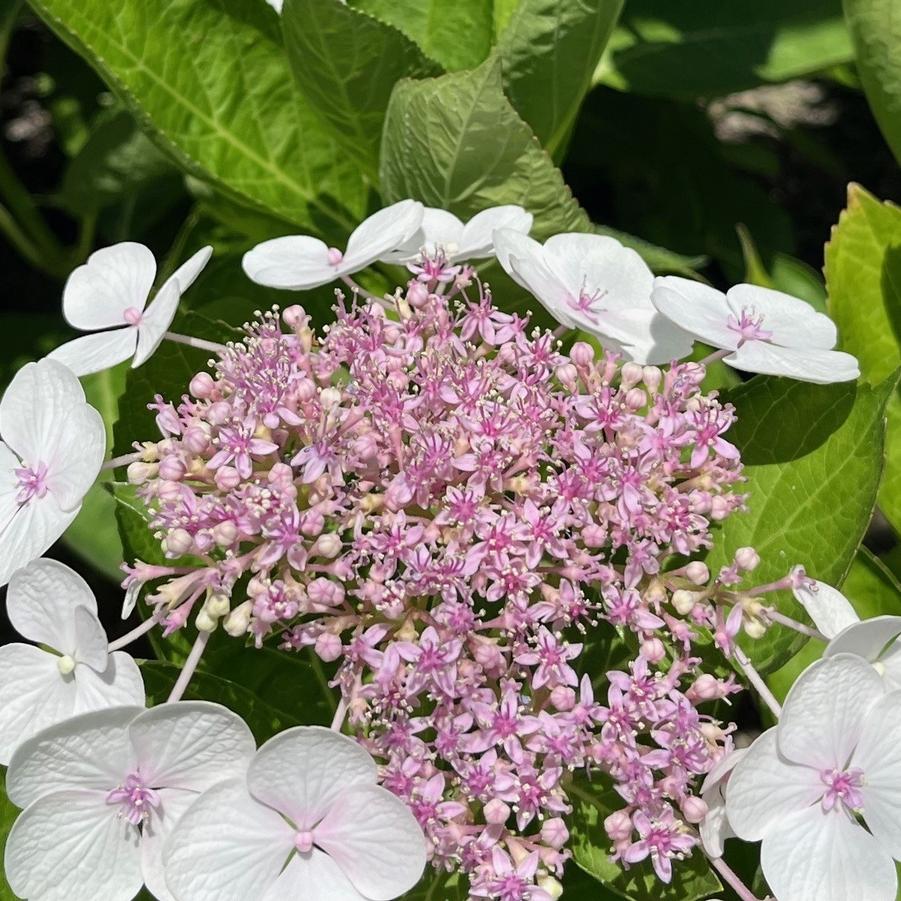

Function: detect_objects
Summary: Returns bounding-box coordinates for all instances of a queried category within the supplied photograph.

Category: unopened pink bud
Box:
[483,799,510,824]
[158,456,186,481]
[550,685,576,711]
[570,341,594,366]
[685,561,710,585]
[315,632,343,662]
[189,372,215,398]
[214,466,241,491]
[641,637,665,662]
[308,577,344,607]
[406,281,429,307]
[604,809,633,842]
[164,528,194,557]
[283,304,307,328]
[682,796,708,824]
[540,817,569,849]
[735,547,760,571]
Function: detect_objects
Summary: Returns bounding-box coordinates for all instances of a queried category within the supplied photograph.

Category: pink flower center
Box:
[14,461,49,504]
[123,306,144,326]
[568,284,607,321]
[106,772,161,826]
[327,247,344,266]
[727,307,772,344]
[294,829,315,853]
[819,767,864,813]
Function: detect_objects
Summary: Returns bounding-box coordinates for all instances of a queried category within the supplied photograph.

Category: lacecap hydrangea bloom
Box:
[115,204,826,895]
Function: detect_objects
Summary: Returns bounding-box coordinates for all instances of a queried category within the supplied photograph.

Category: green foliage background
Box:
[0,0,900,898]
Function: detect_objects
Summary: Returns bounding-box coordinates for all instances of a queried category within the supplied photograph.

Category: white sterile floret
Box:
[243,199,424,291]
[3,702,255,901]
[164,726,427,901]
[793,576,901,688]
[0,558,145,764]
[698,747,747,858]
[48,242,213,376]
[0,358,105,587]
[726,654,901,901]
[493,229,694,364]
[651,278,860,384]
[385,205,533,264]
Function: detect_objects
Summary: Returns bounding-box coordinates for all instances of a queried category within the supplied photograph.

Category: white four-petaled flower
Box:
[493,230,694,364]
[0,358,105,587]
[726,654,901,901]
[48,242,213,376]
[0,558,145,764]
[164,725,427,901]
[243,199,424,291]
[793,576,901,688]
[385,205,533,264]
[4,702,255,901]
[651,278,859,383]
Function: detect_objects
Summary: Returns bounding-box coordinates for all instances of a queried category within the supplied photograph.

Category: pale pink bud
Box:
[604,809,633,842]
[207,401,231,426]
[312,533,342,558]
[685,561,710,585]
[688,674,722,701]
[308,578,344,607]
[213,521,238,547]
[483,799,510,824]
[620,362,643,388]
[315,632,343,662]
[158,456,186,481]
[555,363,578,390]
[570,341,594,366]
[540,817,569,849]
[214,466,241,491]
[735,547,760,571]
[710,495,731,520]
[682,796,708,824]
[642,365,662,392]
[127,461,158,484]
[641,637,665,662]
[550,685,576,711]
[189,372,215,398]
[296,378,317,402]
[183,426,210,454]
[164,528,194,557]
[406,281,429,307]
[283,304,307,328]
[625,387,647,410]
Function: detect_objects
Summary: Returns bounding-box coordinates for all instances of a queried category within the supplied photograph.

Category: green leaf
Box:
[768,546,901,701]
[281,0,439,176]
[60,108,179,216]
[706,375,896,672]
[348,0,494,72]
[596,0,853,99]
[400,871,470,900]
[30,0,368,238]
[568,775,721,901]
[497,0,623,156]
[141,661,304,743]
[379,58,699,275]
[0,768,17,900]
[844,0,901,165]
[824,183,901,532]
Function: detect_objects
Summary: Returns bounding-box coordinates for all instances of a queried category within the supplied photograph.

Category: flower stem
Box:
[707,854,766,901]
[108,615,159,652]
[341,275,391,309]
[699,347,732,367]
[734,646,782,719]
[166,630,211,703]
[102,451,143,472]
[164,332,228,354]
[763,608,826,641]
[552,324,570,339]
[330,699,347,732]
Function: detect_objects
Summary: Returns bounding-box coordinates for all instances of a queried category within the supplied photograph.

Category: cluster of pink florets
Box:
[124,269,763,895]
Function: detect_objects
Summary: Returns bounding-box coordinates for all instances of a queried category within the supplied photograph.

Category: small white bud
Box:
[538,876,564,899]
[735,547,760,571]
[205,593,231,618]
[672,589,698,616]
[195,609,217,633]
[223,601,253,637]
[57,654,76,675]
[743,618,767,639]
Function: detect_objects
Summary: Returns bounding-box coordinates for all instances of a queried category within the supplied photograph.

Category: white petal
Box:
[0,358,87,462]
[877,641,901,691]
[71,605,110,671]
[62,242,156,330]
[651,276,739,350]
[725,343,860,384]
[0,494,79,589]
[726,284,838,350]
[793,580,860,639]
[825,616,901,664]
[163,778,294,901]
[601,307,695,364]
[134,280,181,368]
[247,726,376,829]
[7,557,97,648]
[261,850,368,901]
[0,440,19,529]
[0,643,77,765]
[47,328,139,377]
[45,401,106,511]
[161,245,213,294]
[760,802,897,901]
[342,199,424,272]
[384,208,464,263]
[6,705,140,807]
[129,701,255,792]
[493,227,543,288]
[242,234,336,290]
[725,728,822,841]
[4,789,144,901]
[457,205,532,260]
[779,653,884,770]
[314,783,427,900]
[699,748,746,859]
[851,690,901,857]
[141,787,198,901]
[73,652,146,714]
